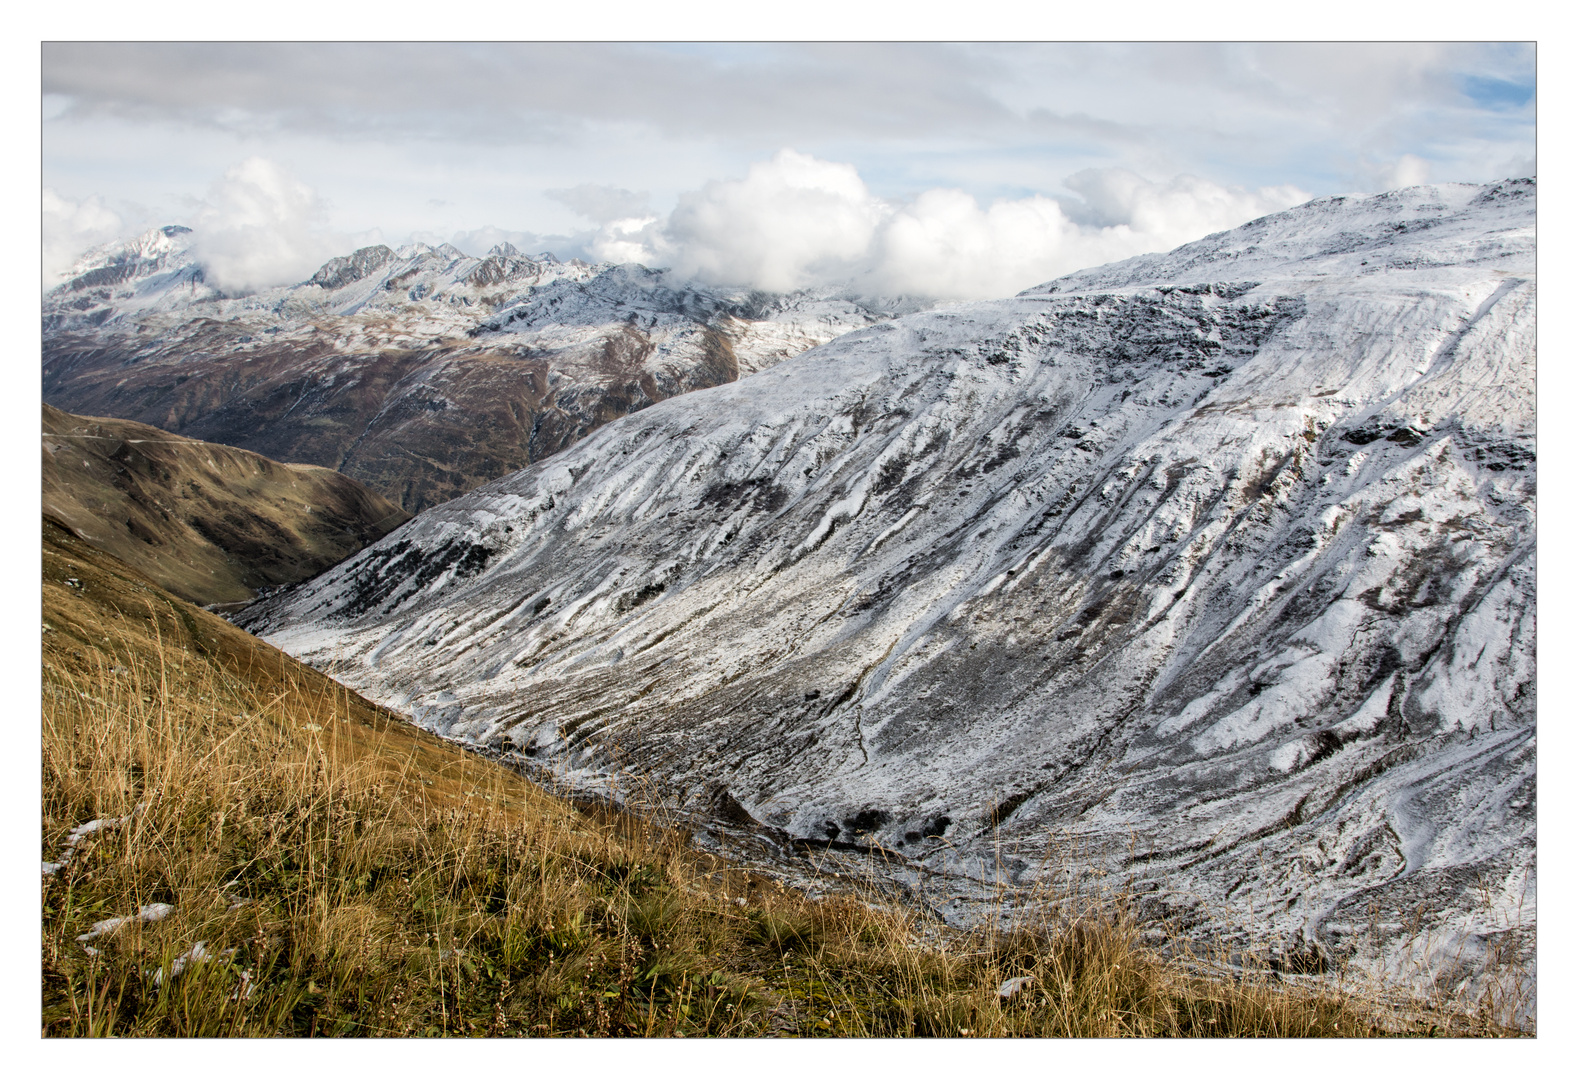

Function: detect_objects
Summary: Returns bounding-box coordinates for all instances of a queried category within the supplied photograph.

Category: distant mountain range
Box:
[43,403,408,608]
[240,179,1536,997]
[43,231,926,512]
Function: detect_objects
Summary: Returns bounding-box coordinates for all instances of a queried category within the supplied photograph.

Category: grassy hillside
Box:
[41,516,1503,1037]
[42,403,409,607]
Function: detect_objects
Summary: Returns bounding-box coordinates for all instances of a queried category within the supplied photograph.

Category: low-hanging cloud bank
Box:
[42,189,124,290]
[46,152,1312,300]
[187,158,380,295]
[586,150,1312,299]
[44,158,376,295]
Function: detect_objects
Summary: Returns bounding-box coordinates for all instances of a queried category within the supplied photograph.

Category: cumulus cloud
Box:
[873,171,1307,298]
[602,151,1310,300]
[1062,170,1309,242]
[186,158,353,294]
[653,152,887,292]
[45,160,374,296]
[586,216,661,267]
[543,184,661,265]
[45,151,1311,303]
[873,190,1076,299]
[42,188,124,289]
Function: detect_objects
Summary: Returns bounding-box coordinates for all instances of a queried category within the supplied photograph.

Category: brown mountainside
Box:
[41,333,735,513]
[40,244,903,513]
[42,403,409,607]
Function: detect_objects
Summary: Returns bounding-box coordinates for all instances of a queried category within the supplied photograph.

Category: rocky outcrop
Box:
[308,244,397,290]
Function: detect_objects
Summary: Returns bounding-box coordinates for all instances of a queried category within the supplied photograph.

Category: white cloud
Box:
[1375,154,1433,190]
[873,190,1075,299]
[42,44,1532,264]
[588,216,663,266]
[42,188,123,289]
[1063,169,1308,243]
[186,158,357,294]
[873,170,1308,298]
[602,152,1311,300]
[46,159,382,296]
[649,150,888,292]
[45,151,1313,303]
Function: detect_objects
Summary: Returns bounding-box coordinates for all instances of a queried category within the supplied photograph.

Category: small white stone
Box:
[998,975,1034,1000]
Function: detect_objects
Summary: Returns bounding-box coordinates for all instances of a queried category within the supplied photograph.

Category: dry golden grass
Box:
[41,516,1515,1038]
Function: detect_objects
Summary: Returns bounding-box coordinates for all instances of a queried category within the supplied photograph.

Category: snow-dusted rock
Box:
[43,233,921,510]
[242,181,1535,996]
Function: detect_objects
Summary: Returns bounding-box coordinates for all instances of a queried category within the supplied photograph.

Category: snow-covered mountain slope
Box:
[43,234,920,511]
[241,180,1534,993]
[49,225,203,312]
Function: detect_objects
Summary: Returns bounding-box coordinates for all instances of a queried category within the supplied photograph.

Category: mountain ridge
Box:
[42,402,409,607]
[240,179,1535,999]
[43,228,930,511]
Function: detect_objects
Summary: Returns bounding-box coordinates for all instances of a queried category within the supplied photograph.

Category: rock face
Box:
[43,234,920,512]
[43,403,409,607]
[241,180,1535,993]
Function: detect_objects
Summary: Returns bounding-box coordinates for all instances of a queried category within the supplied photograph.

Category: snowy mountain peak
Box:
[55,224,196,293]
[308,244,398,289]
[1026,179,1535,296]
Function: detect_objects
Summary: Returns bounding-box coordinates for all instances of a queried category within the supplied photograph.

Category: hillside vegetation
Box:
[42,403,409,607]
[41,517,1511,1036]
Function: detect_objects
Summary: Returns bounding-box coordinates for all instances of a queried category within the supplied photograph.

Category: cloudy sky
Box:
[41,42,1535,298]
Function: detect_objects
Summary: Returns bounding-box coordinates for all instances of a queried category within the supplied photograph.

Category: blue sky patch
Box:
[1460,75,1535,111]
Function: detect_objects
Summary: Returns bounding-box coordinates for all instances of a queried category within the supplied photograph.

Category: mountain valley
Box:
[238,180,1537,1002]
